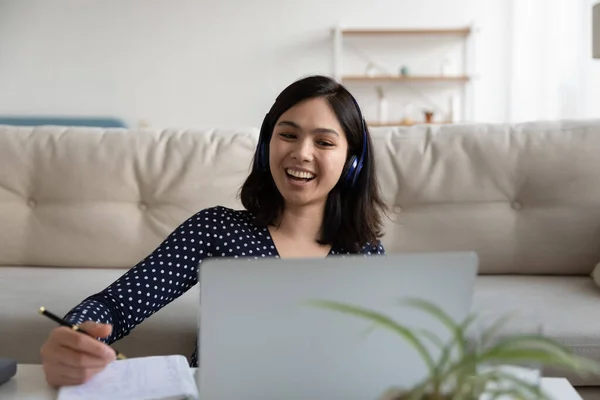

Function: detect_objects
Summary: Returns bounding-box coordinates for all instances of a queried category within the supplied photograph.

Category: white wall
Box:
[0,0,512,129]
[505,0,600,123]
[584,0,600,118]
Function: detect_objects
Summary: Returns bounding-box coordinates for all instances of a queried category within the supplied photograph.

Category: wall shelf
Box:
[332,24,476,123]
[367,120,452,127]
[340,27,472,36]
[341,75,471,83]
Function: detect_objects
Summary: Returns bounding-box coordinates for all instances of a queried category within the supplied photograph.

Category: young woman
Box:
[40,75,388,387]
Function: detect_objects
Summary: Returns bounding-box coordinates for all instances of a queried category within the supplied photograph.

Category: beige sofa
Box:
[1,120,599,397]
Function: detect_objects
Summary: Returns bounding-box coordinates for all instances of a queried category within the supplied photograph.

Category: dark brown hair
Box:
[239,75,387,252]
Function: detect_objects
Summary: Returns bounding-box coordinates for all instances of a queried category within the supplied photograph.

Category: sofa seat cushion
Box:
[474,276,600,386]
[3,267,600,386]
[0,267,199,364]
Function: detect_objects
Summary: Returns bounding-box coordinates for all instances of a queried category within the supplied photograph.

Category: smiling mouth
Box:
[285,168,316,182]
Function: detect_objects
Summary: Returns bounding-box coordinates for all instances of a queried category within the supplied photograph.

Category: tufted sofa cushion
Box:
[374,120,600,275]
[0,120,599,275]
[0,126,258,269]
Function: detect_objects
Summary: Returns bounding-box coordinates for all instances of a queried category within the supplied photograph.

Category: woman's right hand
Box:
[40,321,116,387]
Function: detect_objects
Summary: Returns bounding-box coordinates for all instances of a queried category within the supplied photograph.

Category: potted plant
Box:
[307,297,600,400]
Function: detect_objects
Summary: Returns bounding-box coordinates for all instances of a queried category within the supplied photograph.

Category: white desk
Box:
[0,364,584,400]
[0,365,57,400]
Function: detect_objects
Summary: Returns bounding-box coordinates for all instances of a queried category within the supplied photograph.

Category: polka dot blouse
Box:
[63,206,386,367]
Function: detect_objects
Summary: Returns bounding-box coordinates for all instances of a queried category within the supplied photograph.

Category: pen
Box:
[38,307,126,360]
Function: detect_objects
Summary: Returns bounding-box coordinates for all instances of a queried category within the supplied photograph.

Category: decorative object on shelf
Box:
[423,110,434,124]
[308,297,600,400]
[376,86,388,124]
[401,103,415,126]
[594,2,600,59]
[366,62,378,77]
[399,65,410,76]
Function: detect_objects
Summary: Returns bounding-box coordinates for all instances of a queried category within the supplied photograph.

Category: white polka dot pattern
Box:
[63,206,386,366]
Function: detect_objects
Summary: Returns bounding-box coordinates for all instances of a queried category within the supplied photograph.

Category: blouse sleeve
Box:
[63,207,219,344]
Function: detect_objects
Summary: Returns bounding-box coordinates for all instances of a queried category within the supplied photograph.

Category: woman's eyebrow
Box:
[277,120,339,136]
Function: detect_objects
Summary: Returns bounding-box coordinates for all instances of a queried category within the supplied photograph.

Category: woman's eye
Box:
[279,133,295,139]
[317,140,334,147]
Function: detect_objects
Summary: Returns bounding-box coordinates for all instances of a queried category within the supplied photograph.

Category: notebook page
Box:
[58,355,199,400]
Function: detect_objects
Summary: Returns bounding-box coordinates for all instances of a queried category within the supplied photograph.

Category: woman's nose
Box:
[291,139,314,162]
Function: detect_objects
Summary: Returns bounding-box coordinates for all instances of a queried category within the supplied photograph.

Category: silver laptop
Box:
[197,251,478,400]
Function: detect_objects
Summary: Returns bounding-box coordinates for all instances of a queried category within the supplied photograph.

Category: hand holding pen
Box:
[38,307,126,388]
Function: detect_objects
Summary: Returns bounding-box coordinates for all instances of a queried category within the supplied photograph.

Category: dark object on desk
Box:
[0,358,16,385]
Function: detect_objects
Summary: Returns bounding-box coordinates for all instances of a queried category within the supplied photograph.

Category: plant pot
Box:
[424,111,434,123]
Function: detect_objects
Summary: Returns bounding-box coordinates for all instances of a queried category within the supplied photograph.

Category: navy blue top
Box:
[63,206,386,366]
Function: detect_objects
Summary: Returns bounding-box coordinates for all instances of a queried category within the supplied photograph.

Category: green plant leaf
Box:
[444,335,600,385]
[360,323,379,339]
[491,334,572,353]
[306,299,436,374]
[397,298,478,357]
[396,298,460,336]
[395,298,482,393]
[307,296,600,399]
[437,314,479,372]
[482,348,600,374]
[416,328,445,350]
[478,312,520,349]
[483,335,600,375]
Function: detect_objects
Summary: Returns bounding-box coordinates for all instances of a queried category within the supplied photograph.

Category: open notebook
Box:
[57,355,199,400]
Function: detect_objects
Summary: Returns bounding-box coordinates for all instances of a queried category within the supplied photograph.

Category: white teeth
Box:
[286,169,315,179]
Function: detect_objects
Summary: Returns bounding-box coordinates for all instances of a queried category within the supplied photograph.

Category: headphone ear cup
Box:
[351,157,364,188]
[343,155,358,188]
[253,142,266,171]
[253,114,271,171]
[258,142,268,170]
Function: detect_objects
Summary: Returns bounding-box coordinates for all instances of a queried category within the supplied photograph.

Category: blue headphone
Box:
[253,97,368,190]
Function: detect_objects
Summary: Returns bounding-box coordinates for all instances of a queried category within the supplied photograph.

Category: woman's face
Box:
[268,97,349,209]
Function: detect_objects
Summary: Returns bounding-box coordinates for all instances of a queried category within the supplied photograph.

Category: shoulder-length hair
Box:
[239,75,388,252]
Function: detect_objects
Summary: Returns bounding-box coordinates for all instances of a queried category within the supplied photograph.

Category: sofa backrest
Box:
[1,120,599,275]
